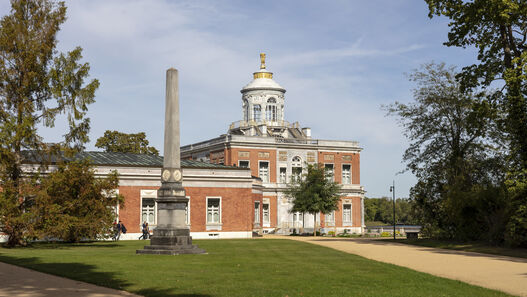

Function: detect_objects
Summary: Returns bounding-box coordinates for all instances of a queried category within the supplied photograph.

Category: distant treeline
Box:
[364,197,417,225]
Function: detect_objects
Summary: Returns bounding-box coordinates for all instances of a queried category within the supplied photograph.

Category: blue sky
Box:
[1,0,478,198]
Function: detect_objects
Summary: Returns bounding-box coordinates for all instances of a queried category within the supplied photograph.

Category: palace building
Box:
[4,54,365,242]
[179,53,365,236]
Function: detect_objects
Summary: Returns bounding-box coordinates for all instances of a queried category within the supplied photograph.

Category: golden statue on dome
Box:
[260,53,266,69]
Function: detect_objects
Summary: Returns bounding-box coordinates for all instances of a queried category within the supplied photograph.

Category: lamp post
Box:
[389,180,395,240]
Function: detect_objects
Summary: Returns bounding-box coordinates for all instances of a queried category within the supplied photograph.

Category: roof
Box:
[241,77,285,93]
[23,151,240,169]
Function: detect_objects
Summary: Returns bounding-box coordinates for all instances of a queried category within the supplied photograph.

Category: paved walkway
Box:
[283,236,527,297]
[0,261,140,297]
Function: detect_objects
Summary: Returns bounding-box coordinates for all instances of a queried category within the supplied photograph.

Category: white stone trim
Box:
[190,231,252,239]
[206,196,222,227]
[238,160,250,168]
[341,163,352,185]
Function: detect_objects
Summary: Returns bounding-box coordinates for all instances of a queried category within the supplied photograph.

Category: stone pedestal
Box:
[136,68,205,255]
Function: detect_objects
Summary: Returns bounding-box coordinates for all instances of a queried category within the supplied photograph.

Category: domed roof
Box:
[241,54,286,93]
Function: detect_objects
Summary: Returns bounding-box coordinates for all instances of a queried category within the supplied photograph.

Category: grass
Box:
[393,238,527,259]
[0,239,513,297]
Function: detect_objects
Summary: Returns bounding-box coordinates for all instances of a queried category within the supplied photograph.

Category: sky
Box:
[0,0,479,199]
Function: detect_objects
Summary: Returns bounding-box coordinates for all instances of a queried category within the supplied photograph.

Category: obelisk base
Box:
[136,228,206,255]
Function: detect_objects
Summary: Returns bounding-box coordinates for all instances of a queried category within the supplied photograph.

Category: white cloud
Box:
[2,0,478,198]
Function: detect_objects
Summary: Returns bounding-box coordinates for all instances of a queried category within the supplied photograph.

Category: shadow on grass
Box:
[0,255,211,297]
[135,289,211,297]
[303,237,527,263]
[2,242,120,250]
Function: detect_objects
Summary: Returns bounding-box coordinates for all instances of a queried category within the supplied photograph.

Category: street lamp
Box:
[389,180,395,240]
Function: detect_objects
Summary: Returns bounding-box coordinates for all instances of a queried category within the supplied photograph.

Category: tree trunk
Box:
[313,214,317,237]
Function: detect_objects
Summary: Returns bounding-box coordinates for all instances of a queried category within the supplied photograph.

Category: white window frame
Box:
[254,201,260,223]
[326,211,335,223]
[291,156,302,167]
[238,160,250,168]
[325,163,334,182]
[343,203,352,226]
[185,196,191,226]
[106,189,120,223]
[253,104,262,122]
[263,202,270,227]
[291,156,302,182]
[279,167,287,183]
[266,104,277,121]
[206,197,222,230]
[293,212,303,227]
[243,100,249,122]
[140,189,157,226]
[342,164,351,184]
[259,161,270,183]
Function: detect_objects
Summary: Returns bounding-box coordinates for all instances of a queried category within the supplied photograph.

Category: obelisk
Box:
[137,68,205,255]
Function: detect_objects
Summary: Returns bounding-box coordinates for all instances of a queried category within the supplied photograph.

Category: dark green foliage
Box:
[425,0,527,247]
[504,169,527,246]
[285,163,341,235]
[386,63,508,243]
[364,197,417,225]
[33,160,123,242]
[0,0,99,246]
[95,130,159,155]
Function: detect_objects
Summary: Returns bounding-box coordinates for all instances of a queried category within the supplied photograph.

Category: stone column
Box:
[137,68,205,255]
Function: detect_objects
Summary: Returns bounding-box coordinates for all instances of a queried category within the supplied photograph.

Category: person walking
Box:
[113,220,126,241]
[113,221,121,241]
[141,221,149,240]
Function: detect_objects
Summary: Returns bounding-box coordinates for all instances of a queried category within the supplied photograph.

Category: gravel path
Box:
[0,261,140,297]
[284,236,527,297]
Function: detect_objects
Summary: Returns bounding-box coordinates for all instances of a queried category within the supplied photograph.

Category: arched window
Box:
[291,156,302,167]
[253,104,261,122]
[291,156,302,181]
[243,100,249,122]
[266,98,277,121]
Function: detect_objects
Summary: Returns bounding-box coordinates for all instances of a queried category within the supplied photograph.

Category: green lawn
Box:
[393,238,527,259]
[0,239,513,297]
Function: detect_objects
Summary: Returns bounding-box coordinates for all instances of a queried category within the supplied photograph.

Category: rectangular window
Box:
[207,198,221,224]
[343,204,352,224]
[259,161,269,183]
[279,167,286,183]
[263,203,270,224]
[342,164,351,184]
[239,160,249,168]
[185,196,190,225]
[292,167,302,182]
[142,198,156,225]
[325,164,334,182]
[326,211,335,223]
[293,212,303,227]
[254,202,260,223]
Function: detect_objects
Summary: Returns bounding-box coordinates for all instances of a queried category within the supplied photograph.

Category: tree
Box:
[0,0,99,246]
[386,63,506,241]
[33,160,123,242]
[285,163,341,236]
[425,1,527,246]
[95,130,159,155]
[364,197,417,225]
[426,0,527,164]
